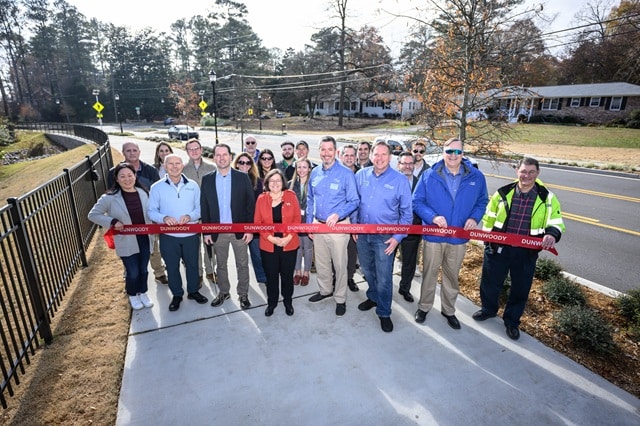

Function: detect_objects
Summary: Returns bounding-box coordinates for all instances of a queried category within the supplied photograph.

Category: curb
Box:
[562,271,625,298]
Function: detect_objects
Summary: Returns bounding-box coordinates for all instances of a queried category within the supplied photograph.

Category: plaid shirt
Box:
[505,186,537,236]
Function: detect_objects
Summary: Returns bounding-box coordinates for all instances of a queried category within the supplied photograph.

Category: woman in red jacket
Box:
[254,169,301,317]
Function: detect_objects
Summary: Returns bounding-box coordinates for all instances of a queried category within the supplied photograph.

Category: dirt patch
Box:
[502,141,639,170]
[1,238,129,425]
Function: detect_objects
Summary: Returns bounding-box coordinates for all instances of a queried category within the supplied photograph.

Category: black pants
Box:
[261,248,297,307]
[399,235,421,293]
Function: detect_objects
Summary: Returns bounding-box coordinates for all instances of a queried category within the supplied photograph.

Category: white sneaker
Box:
[129,295,143,310]
[138,293,154,308]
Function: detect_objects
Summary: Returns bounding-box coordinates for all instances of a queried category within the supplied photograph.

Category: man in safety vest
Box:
[473,157,565,340]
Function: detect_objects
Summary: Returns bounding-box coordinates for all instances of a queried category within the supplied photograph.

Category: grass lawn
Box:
[0,131,120,204]
[505,124,640,149]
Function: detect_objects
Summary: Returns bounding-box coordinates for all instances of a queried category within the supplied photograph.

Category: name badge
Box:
[330,183,339,190]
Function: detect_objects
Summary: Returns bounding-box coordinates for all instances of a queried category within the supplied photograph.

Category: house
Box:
[489,82,640,124]
[310,92,422,119]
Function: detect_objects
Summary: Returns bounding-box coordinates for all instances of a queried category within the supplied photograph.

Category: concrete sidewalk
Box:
[110,135,639,425]
[115,261,640,425]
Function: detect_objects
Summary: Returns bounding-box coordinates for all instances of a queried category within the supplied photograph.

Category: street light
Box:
[258,92,262,131]
[209,69,219,144]
[55,98,61,123]
[114,93,123,134]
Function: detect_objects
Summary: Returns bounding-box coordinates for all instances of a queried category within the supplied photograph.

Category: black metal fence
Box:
[0,123,112,408]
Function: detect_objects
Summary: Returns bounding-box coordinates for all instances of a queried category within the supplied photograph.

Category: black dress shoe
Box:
[399,289,414,303]
[265,305,275,317]
[442,312,461,330]
[358,299,377,311]
[336,303,346,316]
[168,296,183,311]
[506,325,520,340]
[348,278,359,292]
[414,309,428,324]
[284,302,294,316]
[379,316,394,332]
[210,293,230,307]
[187,291,208,304]
[472,309,497,321]
[239,295,251,309]
[309,292,333,302]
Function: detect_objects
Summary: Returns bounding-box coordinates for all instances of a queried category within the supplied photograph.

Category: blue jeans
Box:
[249,238,267,282]
[121,235,150,296]
[479,245,538,327]
[357,234,396,317]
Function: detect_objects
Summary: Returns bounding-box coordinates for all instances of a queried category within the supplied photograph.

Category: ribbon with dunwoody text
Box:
[106,223,557,255]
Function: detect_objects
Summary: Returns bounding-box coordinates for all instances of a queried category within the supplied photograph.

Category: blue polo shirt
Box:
[306,160,359,223]
[355,166,413,242]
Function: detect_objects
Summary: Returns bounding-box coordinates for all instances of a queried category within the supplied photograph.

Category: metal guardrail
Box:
[0,123,113,408]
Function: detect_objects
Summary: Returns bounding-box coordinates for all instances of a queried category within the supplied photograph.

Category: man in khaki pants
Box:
[183,139,217,285]
[305,136,359,316]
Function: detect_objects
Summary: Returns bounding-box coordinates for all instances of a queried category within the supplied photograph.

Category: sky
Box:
[67,0,593,56]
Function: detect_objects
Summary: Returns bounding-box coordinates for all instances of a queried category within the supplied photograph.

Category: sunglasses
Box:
[245,141,256,145]
[237,160,251,166]
[445,149,463,155]
[413,149,425,154]
[260,156,273,161]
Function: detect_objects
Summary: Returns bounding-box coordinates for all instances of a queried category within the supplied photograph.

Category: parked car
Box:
[167,125,199,140]
[374,136,413,156]
[163,117,175,125]
[259,114,271,119]
[275,112,286,119]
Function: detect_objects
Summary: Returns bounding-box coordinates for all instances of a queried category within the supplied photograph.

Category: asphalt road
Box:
[113,124,640,294]
[479,159,640,294]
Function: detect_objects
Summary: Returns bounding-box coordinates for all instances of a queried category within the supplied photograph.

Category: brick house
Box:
[490,82,640,124]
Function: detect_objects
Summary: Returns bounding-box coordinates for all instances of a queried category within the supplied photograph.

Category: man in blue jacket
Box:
[412,138,488,329]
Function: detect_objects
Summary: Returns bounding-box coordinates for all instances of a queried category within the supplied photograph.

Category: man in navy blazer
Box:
[201,144,256,309]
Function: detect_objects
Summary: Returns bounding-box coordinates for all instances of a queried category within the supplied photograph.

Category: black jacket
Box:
[200,168,255,242]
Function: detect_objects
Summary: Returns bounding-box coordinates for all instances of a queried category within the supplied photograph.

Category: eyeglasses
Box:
[398,162,414,166]
[445,149,463,155]
[245,141,256,145]
[260,156,273,161]
[237,160,251,166]
[187,147,201,152]
[413,149,425,154]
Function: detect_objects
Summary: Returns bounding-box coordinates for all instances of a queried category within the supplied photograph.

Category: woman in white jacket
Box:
[88,162,154,310]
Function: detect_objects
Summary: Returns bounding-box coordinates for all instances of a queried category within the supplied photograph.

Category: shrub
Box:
[616,288,640,321]
[628,109,640,121]
[625,119,640,129]
[553,305,615,354]
[535,258,562,280]
[0,118,15,147]
[543,275,586,306]
[605,118,626,128]
[28,142,45,157]
[201,116,216,126]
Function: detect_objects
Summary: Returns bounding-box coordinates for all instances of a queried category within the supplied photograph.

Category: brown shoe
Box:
[155,275,168,285]
[301,275,309,286]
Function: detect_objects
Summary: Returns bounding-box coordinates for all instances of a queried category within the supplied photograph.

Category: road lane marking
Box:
[484,174,640,203]
[563,212,640,237]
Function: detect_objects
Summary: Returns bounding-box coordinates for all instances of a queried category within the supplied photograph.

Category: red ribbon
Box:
[110,223,558,255]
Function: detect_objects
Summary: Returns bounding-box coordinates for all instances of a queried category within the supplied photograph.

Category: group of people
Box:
[89,134,565,340]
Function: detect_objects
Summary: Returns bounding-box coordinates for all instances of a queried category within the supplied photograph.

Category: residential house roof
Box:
[497,82,640,99]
